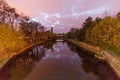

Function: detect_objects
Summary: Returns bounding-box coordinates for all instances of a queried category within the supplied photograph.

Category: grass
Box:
[107,46,120,57]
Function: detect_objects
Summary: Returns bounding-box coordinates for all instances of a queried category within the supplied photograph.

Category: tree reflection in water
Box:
[68,43,119,80]
[0,41,119,80]
[0,45,45,80]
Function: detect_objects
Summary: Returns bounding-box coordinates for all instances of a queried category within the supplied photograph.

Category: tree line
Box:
[68,12,120,54]
[0,0,54,54]
[0,0,48,41]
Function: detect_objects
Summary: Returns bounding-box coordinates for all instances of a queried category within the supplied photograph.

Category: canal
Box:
[0,40,119,80]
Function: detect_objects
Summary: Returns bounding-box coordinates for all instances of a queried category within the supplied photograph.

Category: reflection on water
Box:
[0,41,119,80]
[0,45,45,80]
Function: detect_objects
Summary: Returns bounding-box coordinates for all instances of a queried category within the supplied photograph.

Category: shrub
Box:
[0,25,27,53]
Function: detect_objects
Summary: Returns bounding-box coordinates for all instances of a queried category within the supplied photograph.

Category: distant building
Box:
[51,27,53,33]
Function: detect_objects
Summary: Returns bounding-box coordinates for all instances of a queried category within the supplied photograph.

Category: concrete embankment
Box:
[66,39,120,79]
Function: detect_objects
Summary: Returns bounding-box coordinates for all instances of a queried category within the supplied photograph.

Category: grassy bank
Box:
[0,25,28,67]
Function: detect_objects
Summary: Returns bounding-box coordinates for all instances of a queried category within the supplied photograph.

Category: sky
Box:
[6,0,120,33]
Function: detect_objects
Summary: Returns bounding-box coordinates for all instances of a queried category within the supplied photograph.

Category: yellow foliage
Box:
[85,16,120,52]
[0,25,27,53]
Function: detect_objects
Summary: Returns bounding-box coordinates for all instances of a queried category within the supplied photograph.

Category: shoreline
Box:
[66,39,120,79]
[0,40,47,68]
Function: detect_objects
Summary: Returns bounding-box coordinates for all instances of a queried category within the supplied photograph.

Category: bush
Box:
[0,25,27,53]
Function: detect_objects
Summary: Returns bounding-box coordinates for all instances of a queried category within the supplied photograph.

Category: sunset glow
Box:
[6,0,120,33]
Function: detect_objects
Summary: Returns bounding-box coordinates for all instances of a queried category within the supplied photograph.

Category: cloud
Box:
[6,0,120,33]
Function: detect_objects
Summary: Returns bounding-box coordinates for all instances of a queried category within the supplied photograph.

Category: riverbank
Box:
[66,39,120,79]
[0,39,51,68]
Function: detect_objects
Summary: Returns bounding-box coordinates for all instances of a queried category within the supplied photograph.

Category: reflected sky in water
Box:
[0,41,119,80]
[42,42,80,60]
[25,42,98,80]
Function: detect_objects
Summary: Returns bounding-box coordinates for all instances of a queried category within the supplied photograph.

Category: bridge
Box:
[55,34,65,40]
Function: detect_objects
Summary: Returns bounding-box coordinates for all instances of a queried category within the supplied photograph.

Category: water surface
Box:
[0,41,119,80]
